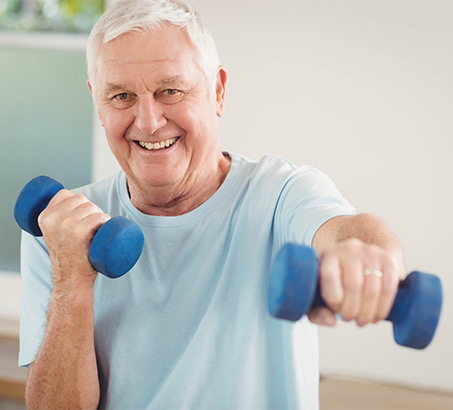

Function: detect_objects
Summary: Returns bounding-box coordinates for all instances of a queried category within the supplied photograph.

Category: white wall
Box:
[94,0,453,391]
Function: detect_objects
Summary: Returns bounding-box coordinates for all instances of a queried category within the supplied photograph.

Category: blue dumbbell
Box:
[14,176,144,279]
[268,243,443,349]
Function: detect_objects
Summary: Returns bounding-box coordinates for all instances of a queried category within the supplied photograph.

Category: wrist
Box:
[51,274,96,310]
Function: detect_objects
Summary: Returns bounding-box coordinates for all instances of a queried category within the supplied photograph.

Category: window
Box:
[0,0,104,33]
[0,0,104,273]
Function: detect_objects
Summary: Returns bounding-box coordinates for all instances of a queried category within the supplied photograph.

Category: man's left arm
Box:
[310,213,406,327]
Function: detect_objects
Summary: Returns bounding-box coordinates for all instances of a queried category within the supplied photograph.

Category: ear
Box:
[87,79,94,96]
[87,80,104,127]
[215,66,227,117]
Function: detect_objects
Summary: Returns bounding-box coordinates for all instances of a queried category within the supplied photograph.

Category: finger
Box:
[82,212,112,240]
[308,307,337,327]
[41,192,104,228]
[59,201,110,242]
[374,256,401,322]
[43,188,79,211]
[338,257,364,322]
[356,267,383,326]
[69,199,108,223]
[318,252,344,312]
[39,191,89,227]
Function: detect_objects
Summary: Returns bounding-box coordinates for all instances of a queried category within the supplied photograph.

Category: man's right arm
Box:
[26,284,100,409]
[24,189,109,409]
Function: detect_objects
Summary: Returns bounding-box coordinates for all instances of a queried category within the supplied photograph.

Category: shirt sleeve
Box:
[18,232,52,367]
[275,165,356,248]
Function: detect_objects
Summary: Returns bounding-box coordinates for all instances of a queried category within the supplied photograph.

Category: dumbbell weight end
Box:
[14,176,64,236]
[268,244,319,321]
[89,216,144,279]
[386,271,442,349]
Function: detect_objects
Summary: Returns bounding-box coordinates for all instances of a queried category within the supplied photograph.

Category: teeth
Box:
[138,137,178,151]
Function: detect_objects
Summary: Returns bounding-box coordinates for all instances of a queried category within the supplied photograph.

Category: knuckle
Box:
[38,207,59,232]
[37,210,46,226]
[363,245,382,261]
[340,238,363,256]
[73,192,88,204]
[344,237,362,248]
[85,212,110,230]
[380,252,397,268]
[78,200,97,213]
[52,188,71,201]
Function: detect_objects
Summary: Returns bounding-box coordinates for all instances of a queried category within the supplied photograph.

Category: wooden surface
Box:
[320,376,453,410]
[0,379,25,402]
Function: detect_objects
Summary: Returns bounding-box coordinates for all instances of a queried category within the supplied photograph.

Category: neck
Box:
[128,152,231,216]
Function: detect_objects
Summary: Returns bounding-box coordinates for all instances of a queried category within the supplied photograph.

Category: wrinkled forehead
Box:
[93,25,204,87]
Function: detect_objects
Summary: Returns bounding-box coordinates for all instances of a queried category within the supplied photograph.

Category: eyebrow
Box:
[103,75,185,95]
[103,83,131,95]
[157,75,184,87]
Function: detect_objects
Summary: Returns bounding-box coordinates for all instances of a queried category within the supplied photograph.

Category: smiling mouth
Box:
[135,137,179,151]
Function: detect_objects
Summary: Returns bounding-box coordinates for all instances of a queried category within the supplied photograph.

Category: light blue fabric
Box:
[19,153,355,409]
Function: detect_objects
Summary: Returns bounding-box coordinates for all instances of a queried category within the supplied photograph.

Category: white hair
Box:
[86,0,220,94]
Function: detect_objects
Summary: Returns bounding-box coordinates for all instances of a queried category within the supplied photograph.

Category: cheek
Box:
[101,109,133,139]
[174,101,217,138]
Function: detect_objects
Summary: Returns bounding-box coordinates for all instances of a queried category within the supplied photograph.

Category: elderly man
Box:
[20,0,404,408]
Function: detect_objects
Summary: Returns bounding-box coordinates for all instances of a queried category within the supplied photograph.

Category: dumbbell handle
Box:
[14,176,144,279]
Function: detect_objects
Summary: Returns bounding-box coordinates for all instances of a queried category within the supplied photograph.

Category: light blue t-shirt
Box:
[19,153,355,409]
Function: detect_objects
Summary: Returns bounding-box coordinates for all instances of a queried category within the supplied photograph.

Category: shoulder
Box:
[72,172,123,208]
[228,153,339,214]
[231,153,328,191]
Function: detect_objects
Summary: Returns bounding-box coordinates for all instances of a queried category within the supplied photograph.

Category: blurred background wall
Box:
[1,0,452,400]
[94,0,453,392]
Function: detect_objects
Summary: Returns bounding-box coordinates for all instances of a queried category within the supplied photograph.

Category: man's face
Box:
[90,25,226,204]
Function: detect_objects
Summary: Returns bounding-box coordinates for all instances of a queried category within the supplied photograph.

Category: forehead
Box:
[96,25,203,87]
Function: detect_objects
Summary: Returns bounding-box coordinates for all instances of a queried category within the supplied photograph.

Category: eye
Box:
[114,93,129,100]
[157,88,183,104]
[108,92,136,109]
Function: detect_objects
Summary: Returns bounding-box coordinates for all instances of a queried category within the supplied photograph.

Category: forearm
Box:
[26,283,100,410]
[314,213,405,271]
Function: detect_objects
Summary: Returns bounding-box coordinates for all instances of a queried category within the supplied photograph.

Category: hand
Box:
[38,189,111,288]
[308,238,404,327]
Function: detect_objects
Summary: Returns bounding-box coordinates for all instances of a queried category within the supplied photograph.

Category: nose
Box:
[134,95,167,135]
